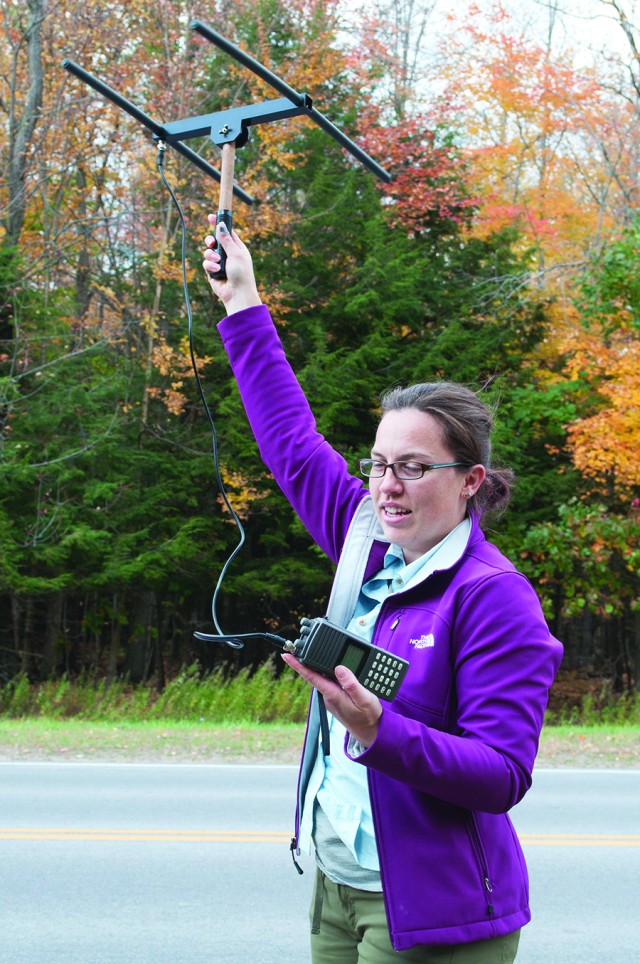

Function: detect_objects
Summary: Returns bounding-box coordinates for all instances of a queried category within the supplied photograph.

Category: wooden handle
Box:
[215,143,236,279]
[219,142,236,212]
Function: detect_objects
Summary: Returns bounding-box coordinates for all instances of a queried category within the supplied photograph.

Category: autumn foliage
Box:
[1,0,638,697]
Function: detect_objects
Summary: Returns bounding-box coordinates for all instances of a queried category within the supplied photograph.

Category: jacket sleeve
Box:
[350,567,563,814]
[217,305,366,563]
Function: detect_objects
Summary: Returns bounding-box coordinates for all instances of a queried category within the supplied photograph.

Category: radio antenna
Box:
[63,21,390,275]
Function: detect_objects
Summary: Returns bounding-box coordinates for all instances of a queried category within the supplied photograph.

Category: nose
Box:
[378,464,404,493]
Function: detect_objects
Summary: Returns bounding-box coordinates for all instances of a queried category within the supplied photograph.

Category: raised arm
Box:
[202,220,367,562]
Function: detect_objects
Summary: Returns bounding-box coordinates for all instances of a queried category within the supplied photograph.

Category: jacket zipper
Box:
[370,607,403,650]
[466,813,495,917]
[290,692,319,876]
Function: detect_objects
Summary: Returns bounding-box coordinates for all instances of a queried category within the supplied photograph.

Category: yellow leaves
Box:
[78,284,127,341]
[147,332,212,415]
[150,341,171,377]
[152,259,196,284]
[557,322,640,495]
[217,468,270,522]
[248,116,307,173]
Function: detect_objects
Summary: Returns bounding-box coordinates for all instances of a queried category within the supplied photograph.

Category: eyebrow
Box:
[370,450,435,461]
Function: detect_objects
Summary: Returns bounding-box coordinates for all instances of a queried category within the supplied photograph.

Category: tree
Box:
[1,0,44,247]
[543,219,640,503]
[505,215,640,693]
[520,500,640,693]
[7,0,630,697]
[439,2,639,278]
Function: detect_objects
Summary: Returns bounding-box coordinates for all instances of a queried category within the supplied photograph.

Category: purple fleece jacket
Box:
[217,305,563,950]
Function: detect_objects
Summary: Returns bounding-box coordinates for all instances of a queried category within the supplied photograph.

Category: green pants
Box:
[310,869,521,964]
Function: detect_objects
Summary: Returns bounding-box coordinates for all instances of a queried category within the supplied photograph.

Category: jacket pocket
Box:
[465,812,495,918]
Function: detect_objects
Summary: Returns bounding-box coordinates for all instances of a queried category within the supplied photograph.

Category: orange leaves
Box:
[439,3,629,272]
[555,322,640,497]
[145,385,188,416]
[147,333,211,416]
[152,258,196,285]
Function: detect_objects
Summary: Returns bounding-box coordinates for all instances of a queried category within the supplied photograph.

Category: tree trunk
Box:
[139,202,174,429]
[11,595,21,674]
[123,589,157,682]
[4,0,45,248]
[18,597,35,677]
[634,611,640,694]
[107,593,123,682]
[42,591,64,676]
[73,165,92,330]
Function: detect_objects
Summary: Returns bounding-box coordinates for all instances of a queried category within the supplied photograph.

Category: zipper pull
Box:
[485,877,494,916]
[290,836,304,875]
[390,615,401,630]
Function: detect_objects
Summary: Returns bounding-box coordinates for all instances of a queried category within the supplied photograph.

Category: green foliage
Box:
[1,0,637,694]
[577,215,640,333]
[490,379,582,533]
[518,500,640,620]
[0,336,223,596]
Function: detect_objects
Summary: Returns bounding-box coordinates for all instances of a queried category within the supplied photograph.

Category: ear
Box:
[462,464,486,498]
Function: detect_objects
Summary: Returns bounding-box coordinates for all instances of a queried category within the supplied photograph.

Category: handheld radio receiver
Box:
[284,617,409,701]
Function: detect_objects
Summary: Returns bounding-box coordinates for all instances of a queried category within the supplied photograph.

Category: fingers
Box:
[202,216,261,312]
[281,655,379,714]
[281,653,336,694]
[206,214,247,253]
[201,223,235,290]
[281,654,382,747]
[333,665,370,708]
[203,242,219,276]
[202,220,248,275]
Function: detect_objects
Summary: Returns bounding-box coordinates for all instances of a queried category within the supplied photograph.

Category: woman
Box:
[203,219,563,963]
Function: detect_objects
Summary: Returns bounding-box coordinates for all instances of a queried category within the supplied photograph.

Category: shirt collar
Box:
[384,516,471,590]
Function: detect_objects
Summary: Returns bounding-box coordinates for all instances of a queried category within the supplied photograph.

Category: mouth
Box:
[380,504,411,520]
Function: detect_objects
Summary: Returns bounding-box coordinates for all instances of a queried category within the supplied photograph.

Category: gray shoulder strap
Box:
[325,496,386,627]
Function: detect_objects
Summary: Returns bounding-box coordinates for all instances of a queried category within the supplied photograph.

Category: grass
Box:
[2,665,639,726]
[0,718,637,766]
[0,666,638,767]
[0,718,306,763]
[0,662,311,724]
[545,689,640,726]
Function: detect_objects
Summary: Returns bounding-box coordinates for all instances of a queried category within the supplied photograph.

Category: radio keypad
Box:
[365,650,407,698]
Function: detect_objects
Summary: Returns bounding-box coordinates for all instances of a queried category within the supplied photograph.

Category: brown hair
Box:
[379,382,514,522]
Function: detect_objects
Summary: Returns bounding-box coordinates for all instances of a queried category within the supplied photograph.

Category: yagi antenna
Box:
[62,21,391,276]
[60,58,256,207]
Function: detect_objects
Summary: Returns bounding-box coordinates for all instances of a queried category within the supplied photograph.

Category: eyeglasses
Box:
[358,459,471,480]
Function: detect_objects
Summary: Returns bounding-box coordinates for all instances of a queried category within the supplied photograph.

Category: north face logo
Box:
[409,633,435,649]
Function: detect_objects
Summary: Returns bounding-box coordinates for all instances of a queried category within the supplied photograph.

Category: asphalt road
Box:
[0,764,638,963]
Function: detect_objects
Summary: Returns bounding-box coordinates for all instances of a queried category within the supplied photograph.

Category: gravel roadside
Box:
[0,721,638,767]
